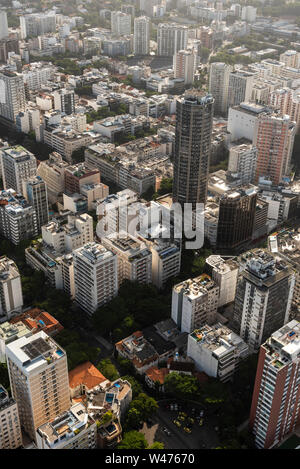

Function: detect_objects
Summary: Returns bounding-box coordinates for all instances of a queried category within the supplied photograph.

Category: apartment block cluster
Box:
[1,1,300,452]
[0,327,132,449]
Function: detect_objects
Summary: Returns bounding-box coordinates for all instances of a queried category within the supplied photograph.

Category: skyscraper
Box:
[216,186,257,250]
[23,176,49,233]
[157,23,188,57]
[0,11,8,40]
[133,16,150,56]
[253,112,296,186]
[250,320,300,449]
[6,331,71,441]
[0,71,26,122]
[173,90,214,209]
[209,62,232,116]
[233,249,295,352]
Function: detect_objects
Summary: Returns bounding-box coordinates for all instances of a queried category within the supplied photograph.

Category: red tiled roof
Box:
[69,361,108,390]
[146,366,169,385]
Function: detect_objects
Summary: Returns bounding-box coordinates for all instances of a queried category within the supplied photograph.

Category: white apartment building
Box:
[1,146,37,195]
[241,5,256,22]
[172,274,219,333]
[22,64,54,91]
[187,324,249,382]
[111,11,131,36]
[157,23,188,57]
[20,12,56,39]
[36,152,69,203]
[206,255,239,307]
[16,109,41,135]
[149,239,181,290]
[73,243,118,316]
[42,213,93,254]
[0,386,22,449]
[0,11,8,40]
[0,71,26,122]
[173,49,196,85]
[96,189,138,240]
[0,321,31,362]
[209,62,232,116]
[228,143,258,184]
[36,403,97,449]
[0,256,23,322]
[0,189,38,245]
[228,70,255,109]
[227,102,271,142]
[53,89,75,116]
[6,331,71,441]
[134,16,150,56]
[233,249,295,352]
[102,232,152,287]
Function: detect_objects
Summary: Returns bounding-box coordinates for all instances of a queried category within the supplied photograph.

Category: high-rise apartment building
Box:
[20,12,56,39]
[6,331,71,441]
[36,152,69,203]
[233,249,295,352]
[22,176,49,233]
[172,274,219,333]
[53,89,75,115]
[157,23,188,57]
[228,70,255,110]
[140,0,161,17]
[228,143,258,185]
[250,320,300,449]
[73,243,118,316]
[64,163,100,195]
[0,11,8,40]
[0,189,38,245]
[0,256,23,321]
[173,49,196,85]
[173,91,214,209]
[241,5,257,22]
[253,113,296,185]
[0,385,22,449]
[101,233,152,287]
[111,11,131,36]
[1,146,37,195]
[0,71,26,122]
[209,62,232,116]
[216,186,257,250]
[279,50,300,69]
[133,16,150,56]
[206,255,239,307]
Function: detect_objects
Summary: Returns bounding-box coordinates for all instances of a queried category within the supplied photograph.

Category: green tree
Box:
[97,358,119,381]
[118,431,148,449]
[148,441,165,449]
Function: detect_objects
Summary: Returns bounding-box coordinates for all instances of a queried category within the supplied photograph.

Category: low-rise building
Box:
[187,323,249,382]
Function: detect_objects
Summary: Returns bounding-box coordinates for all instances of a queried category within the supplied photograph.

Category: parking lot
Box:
[141,401,220,449]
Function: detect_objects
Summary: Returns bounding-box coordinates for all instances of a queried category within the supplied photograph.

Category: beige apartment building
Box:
[6,331,71,441]
[0,385,22,449]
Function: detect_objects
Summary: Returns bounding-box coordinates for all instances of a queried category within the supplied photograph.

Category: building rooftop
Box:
[174,274,218,299]
[69,361,108,391]
[37,403,94,448]
[263,320,300,367]
[5,331,66,373]
[190,323,249,357]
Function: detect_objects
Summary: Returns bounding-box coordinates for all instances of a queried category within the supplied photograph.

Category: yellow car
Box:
[184,427,192,434]
[199,418,204,426]
[173,419,181,428]
[178,415,185,421]
[188,417,194,424]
